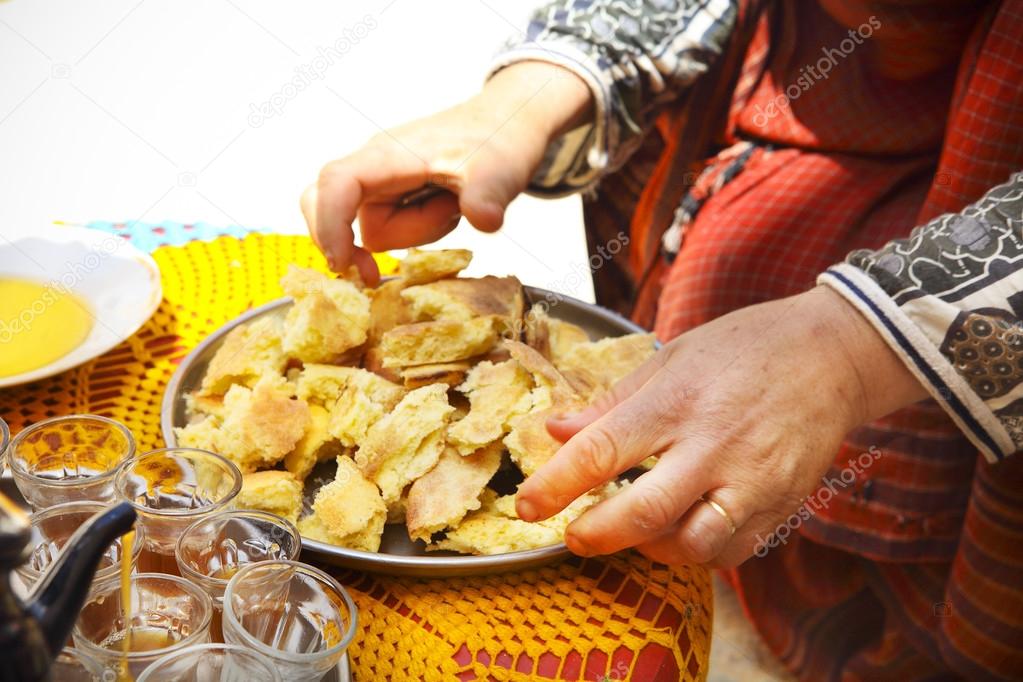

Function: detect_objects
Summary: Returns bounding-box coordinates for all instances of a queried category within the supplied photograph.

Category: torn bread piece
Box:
[431,483,620,555]
[521,303,592,366]
[368,278,412,345]
[378,317,498,368]
[235,470,304,523]
[301,456,387,552]
[400,361,472,389]
[179,375,310,472]
[555,333,657,399]
[399,247,472,285]
[197,316,286,398]
[218,376,310,472]
[355,383,454,506]
[448,360,533,454]
[295,365,405,447]
[504,340,580,409]
[280,265,371,363]
[502,408,568,477]
[284,404,344,481]
[406,443,502,542]
[401,276,523,328]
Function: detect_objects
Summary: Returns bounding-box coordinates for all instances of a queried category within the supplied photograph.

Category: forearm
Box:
[478,61,593,146]
[489,0,739,193]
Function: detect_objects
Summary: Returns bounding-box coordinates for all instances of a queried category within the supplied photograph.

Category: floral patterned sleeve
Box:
[488,0,737,196]
[820,172,1023,462]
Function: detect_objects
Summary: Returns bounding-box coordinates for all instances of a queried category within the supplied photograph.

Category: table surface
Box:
[0,0,592,301]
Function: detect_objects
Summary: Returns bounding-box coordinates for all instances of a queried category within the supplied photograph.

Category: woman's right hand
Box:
[302,61,593,283]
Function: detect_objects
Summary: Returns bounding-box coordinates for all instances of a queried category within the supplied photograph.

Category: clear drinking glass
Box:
[8,415,135,509]
[0,416,10,473]
[73,572,214,680]
[222,560,357,682]
[177,509,301,640]
[136,643,283,682]
[115,448,242,574]
[51,647,102,682]
[12,501,143,597]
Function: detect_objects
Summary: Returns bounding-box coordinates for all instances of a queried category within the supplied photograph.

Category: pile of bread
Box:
[176,248,654,555]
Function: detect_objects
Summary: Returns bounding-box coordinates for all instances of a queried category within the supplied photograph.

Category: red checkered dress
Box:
[623,2,1022,680]
[502,0,1023,679]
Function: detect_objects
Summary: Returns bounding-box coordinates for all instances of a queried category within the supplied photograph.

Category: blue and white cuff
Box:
[820,263,1013,463]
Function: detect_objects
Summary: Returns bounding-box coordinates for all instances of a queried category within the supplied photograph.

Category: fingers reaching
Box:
[358,191,461,252]
[309,145,429,276]
[546,351,667,442]
[635,489,745,566]
[562,456,707,556]
[518,373,681,522]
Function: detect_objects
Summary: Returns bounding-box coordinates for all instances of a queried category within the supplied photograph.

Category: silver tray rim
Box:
[161,285,648,577]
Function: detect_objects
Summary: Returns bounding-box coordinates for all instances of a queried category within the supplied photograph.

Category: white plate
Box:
[0,225,162,387]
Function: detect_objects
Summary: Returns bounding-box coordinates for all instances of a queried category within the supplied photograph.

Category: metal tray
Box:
[161,286,648,577]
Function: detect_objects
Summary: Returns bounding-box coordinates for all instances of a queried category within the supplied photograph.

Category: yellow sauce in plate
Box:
[0,278,93,377]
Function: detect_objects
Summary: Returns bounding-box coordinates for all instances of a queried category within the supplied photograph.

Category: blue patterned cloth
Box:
[84,220,270,253]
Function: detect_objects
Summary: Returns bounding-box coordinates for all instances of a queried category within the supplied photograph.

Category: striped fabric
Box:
[495,0,1023,679]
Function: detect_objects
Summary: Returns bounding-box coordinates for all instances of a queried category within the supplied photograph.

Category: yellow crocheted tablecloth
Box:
[0,233,713,681]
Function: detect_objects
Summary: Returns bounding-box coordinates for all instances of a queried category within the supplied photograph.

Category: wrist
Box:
[481,61,594,144]
[809,285,928,428]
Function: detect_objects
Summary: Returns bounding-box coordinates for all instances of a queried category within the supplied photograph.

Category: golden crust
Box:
[504,340,579,408]
[198,316,286,397]
[378,317,498,368]
[554,333,656,399]
[180,375,309,473]
[295,365,405,448]
[448,360,533,455]
[284,404,343,481]
[368,278,412,345]
[405,443,502,542]
[401,275,523,323]
[398,248,472,285]
[400,361,472,389]
[281,265,371,363]
[306,456,387,552]
[354,384,454,506]
[502,407,566,477]
[430,483,618,555]
[235,470,304,523]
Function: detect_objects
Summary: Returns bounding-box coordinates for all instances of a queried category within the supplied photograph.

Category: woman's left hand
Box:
[515,286,928,567]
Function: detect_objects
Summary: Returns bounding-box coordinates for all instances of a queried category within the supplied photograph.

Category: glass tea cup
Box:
[73,572,214,680]
[12,501,144,597]
[136,643,282,682]
[222,560,357,682]
[51,647,102,682]
[115,448,241,573]
[0,416,9,472]
[176,509,301,640]
[8,415,135,509]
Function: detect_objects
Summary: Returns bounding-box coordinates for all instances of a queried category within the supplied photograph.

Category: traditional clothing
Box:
[494,1,1023,679]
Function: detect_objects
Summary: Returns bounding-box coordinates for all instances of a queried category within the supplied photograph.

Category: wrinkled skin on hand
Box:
[516,287,926,567]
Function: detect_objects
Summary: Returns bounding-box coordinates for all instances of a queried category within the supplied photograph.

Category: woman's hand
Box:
[516,286,928,567]
[302,61,592,284]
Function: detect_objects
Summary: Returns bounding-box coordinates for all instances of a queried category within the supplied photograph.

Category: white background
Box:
[0,0,592,300]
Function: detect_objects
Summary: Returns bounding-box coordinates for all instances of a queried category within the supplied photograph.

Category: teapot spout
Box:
[27,502,137,654]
